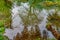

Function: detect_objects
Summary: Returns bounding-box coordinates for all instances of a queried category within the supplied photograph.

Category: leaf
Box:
[0,27,5,33]
[0,20,4,27]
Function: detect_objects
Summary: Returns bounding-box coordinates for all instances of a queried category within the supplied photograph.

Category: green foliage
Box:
[0,20,4,27]
[0,34,9,40]
[15,0,60,10]
[0,0,12,28]
[5,0,12,8]
[48,38,56,40]
[0,20,8,40]
[0,0,12,14]
[36,38,40,40]
[0,27,5,33]
[0,20,7,40]
[0,20,5,34]
[47,11,60,27]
